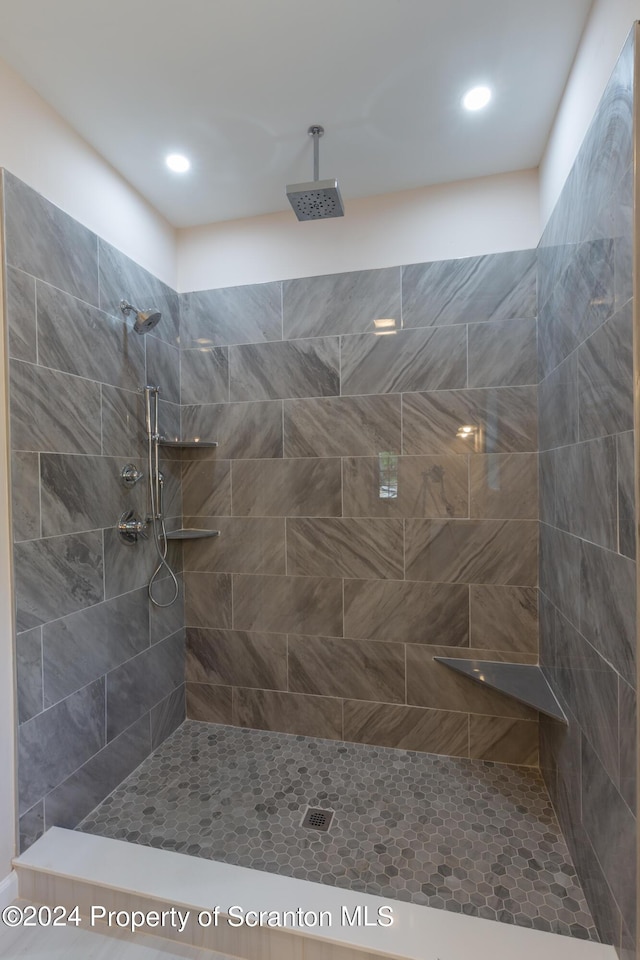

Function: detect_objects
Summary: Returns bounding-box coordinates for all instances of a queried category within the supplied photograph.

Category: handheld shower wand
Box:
[144,385,179,607]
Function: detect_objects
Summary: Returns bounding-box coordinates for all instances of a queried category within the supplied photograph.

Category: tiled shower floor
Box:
[78,721,598,941]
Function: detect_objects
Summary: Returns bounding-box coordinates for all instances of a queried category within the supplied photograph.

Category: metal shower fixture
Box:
[286,125,345,221]
[120,300,162,334]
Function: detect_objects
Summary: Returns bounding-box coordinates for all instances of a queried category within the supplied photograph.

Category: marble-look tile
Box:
[343,701,469,756]
[581,736,636,940]
[554,438,617,550]
[42,588,149,706]
[469,716,538,766]
[284,394,401,457]
[182,516,286,575]
[40,453,144,537]
[344,579,468,645]
[150,685,185,749]
[159,399,181,445]
[106,631,185,740]
[580,538,636,687]
[149,575,184,643]
[233,687,342,739]
[406,645,536,719]
[157,455,183,520]
[6,265,36,362]
[181,459,231,517]
[287,517,404,579]
[18,677,105,814]
[181,281,282,347]
[538,449,556,525]
[539,524,581,628]
[405,519,537,585]
[554,610,619,788]
[469,585,538,654]
[343,454,468,519]
[538,352,578,451]
[233,574,342,636]
[145,335,180,404]
[44,713,151,830]
[184,572,232,629]
[186,682,233,723]
[230,337,340,401]
[4,171,99,305]
[402,386,537,455]
[182,400,283,459]
[16,626,43,724]
[467,318,537,387]
[232,458,341,517]
[289,634,405,702]
[469,453,537,519]
[98,238,179,346]
[10,359,101,455]
[578,301,633,440]
[340,325,467,396]
[283,267,400,339]
[186,627,287,690]
[102,526,180,601]
[36,279,145,389]
[19,801,44,852]
[612,163,633,312]
[11,451,40,541]
[14,530,104,631]
[617,431,635,559]
[402,250,536,327]
[101,384,147,458]
[180,347,229,405]
[618,678,636,813]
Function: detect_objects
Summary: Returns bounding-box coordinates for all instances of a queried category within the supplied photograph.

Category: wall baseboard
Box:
[0,871,18,908]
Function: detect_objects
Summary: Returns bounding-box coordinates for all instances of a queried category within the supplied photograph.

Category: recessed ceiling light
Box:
[166,153,191,173]
[462,86,492,111]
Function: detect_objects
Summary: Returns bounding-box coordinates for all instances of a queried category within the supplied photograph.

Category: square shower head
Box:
[286,179,345,220]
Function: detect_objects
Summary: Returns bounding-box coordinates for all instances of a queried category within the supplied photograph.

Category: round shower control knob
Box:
[121,464,143,486]
[118,510,148,544]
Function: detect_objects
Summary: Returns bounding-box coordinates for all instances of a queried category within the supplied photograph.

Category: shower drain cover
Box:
[301,807,334,832]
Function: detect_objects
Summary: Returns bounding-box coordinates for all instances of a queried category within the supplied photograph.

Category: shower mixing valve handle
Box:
[118,510,149,544]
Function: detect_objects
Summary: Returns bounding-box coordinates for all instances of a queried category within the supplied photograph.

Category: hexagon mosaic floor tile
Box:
[78,721,598,941]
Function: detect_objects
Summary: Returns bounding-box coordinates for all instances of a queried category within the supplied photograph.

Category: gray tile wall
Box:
[2,171,186,850]
[178,248,540,767]
[537,30,637,953]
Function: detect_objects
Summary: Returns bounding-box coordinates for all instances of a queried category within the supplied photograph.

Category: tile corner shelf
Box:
[433,657,568,723]
[164,529,221,541]
[158,438,218,448]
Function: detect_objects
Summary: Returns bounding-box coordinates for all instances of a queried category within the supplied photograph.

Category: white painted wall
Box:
[177,168,540,292]
[539,0,638,225]
[0,58,176,286]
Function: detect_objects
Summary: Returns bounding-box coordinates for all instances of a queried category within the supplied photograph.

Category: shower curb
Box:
[14,828,617,960]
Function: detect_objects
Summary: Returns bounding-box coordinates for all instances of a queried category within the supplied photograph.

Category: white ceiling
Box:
[0,0,593,227]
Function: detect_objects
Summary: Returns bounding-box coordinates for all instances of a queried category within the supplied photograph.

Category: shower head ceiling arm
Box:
[308,125,324,181]
[286,124,344,221]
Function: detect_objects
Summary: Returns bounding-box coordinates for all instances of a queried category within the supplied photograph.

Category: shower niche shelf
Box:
[165,529,220,541]
[159,438,218,449]
[433,657,568,723]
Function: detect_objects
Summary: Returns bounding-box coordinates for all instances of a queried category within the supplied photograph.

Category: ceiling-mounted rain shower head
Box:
[286,125,344,221]
[120,300,162,335]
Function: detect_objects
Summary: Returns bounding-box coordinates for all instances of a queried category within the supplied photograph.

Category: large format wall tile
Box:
[101,384,146,458]
[183,517,286,574]
[467,318,537,387]
[181,282,282,347]
[16,627,43,724]
[233,574,342,636]
[184,572,232,628]
[287,517,404,579]
[18,679,105,814]
[6,266,36,363]
[14,531,104,631]
[232,458,341,517]
[150,685,186,749]
[539,524,581,628]
[288,635,405,702]
[405,519,537,585]
[182,401,283,459]
[577,301,633,441]
[538,352,579,451]
[181,459,232,517]
[146,335,180,404]
[10,360,101,455]
[11,452,40,541]
[617,431,635,559]
[469,715,538,766]
[186,627,287,691]
[230,338,340,401]
[344,579,469,646]
[343,454,468,519]
[469,585,538,654]
[554,438,617,550]
[284,394,401,458]
[402,250,536,327]
[402,386,537,456]
[186,682,233,724]
[343,701,469,755]
[469,453,537,519]
[283,267,400,338]
[4,171,98,306]
[181,347,229,405]
[579,538,636,687]
[36,280,145,389]
[233,687,342,739]
[340,325,467,396]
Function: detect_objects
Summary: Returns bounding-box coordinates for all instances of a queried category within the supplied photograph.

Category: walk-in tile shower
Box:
[5,25,637,960]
